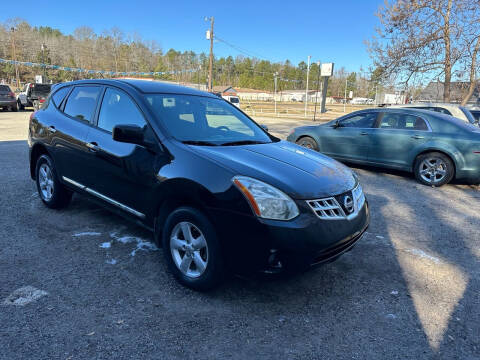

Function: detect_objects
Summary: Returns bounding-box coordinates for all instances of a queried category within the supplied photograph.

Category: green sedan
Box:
[287,108,480,186]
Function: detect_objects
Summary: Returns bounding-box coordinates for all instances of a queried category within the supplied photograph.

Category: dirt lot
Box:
[0,110,479,359]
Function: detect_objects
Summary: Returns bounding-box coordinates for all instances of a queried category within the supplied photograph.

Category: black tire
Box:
[296,136,319,151]
[10,103,18,112]
[35,154,73,209]
[161,207,225,291]
[414,152,454,187]
[17,100,24,111]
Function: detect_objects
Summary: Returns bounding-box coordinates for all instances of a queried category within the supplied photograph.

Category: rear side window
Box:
[97,88,146,132]
[51,87,70,107]
[0,85,11,92]
[379,113,429,131]
[63,86,101,122]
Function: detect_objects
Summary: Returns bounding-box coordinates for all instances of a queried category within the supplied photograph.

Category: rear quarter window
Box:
[51,87,70,108]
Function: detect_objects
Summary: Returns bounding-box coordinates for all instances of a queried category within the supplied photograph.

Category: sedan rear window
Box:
[0,85,11,92]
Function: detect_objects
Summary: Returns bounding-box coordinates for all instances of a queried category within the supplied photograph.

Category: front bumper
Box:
[209,199,370,272]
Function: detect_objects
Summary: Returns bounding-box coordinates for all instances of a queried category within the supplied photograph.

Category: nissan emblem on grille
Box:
[344,195,354,214]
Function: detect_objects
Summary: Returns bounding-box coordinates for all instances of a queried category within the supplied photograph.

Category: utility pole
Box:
[313,61,321,121]
[274,72,278,115]
[10,27,20,88]
[304,55,311,116]
[205,16,214,92]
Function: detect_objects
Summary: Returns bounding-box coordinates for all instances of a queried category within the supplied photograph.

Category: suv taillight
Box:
[9,92,15,98]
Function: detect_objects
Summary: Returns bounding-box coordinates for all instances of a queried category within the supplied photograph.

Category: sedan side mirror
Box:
[113,124,146,146]
[260,124,269,132]
[332,120,341,129]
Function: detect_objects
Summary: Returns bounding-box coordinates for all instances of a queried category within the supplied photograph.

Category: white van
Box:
[222,95,240,108]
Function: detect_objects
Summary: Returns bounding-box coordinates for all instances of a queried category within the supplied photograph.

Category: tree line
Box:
[0,18,381,97]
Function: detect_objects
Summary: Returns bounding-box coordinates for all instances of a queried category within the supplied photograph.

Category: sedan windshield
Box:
[145,94,272,145]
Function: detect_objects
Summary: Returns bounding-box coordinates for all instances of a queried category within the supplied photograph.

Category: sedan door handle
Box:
[360,132,368,136]
[86,142,100,152]
[411,135,425,139]
[47,126,56,133]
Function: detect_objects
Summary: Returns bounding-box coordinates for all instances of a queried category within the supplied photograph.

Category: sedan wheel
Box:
[170,222,208,278]
[414,152,454,187]
[419,158,447,184]
[296,136,318,151]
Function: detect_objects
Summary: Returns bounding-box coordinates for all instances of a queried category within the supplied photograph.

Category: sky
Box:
[1,0,382,72]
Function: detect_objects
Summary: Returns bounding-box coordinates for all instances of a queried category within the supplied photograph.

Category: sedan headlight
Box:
[232,176,299,220]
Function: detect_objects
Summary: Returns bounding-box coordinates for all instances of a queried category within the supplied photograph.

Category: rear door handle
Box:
[47,126,56,133]
[360,132,368,135]
[86,142,100,152]
[411,135,424,139]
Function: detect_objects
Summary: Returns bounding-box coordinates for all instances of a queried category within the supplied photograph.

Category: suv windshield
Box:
[146,94,272,145]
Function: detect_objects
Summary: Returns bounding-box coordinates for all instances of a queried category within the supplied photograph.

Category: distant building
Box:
[418,81,480,104]
[212,86,237,97]
[236,88,273,101]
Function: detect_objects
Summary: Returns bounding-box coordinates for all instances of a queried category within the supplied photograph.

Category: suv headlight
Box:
[232,176,299,220]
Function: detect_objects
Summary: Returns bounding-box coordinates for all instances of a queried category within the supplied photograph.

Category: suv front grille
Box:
[306,197,345,219]
[306,184,365,221]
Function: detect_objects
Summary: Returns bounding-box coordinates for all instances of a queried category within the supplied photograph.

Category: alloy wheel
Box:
[38,163,54,201]
[419,157,447,184]
[170,222,208,278]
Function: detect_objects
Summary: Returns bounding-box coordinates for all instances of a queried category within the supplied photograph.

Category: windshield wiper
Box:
[182,140,218,146]
[220,140,269,146]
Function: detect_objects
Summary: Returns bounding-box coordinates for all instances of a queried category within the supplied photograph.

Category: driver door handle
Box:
[86,142,100,152]
[411,135,424,139]
[360,131,368,135]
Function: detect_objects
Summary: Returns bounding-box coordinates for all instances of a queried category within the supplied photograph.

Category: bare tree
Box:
[367,0,479,102]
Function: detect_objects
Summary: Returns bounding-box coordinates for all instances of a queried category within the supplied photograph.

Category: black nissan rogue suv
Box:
[28,79,369,290]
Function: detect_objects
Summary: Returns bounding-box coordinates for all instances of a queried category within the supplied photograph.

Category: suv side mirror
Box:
[113,124,146,146]
[260,124,269,132]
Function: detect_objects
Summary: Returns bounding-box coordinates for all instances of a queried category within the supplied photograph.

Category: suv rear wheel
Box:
[35,154,73,208]
[161,207,225,291]
[414,152,454,187]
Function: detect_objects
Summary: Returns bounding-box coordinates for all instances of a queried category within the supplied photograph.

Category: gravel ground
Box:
[0,110,479,360]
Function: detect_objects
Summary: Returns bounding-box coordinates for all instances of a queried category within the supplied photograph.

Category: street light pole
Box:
[304,55,311,117]
[313,61,321,121]
[10,27,20,88]
[274,72,278,115]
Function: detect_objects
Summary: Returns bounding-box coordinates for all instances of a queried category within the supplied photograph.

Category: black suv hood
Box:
[190,141,356,199]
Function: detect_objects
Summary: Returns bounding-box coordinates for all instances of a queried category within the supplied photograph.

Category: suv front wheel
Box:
[35,154,73,208]
[161,207,225,291]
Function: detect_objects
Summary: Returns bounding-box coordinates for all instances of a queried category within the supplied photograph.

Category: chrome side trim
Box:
[62,176,86,190]
[62,176,145,219]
